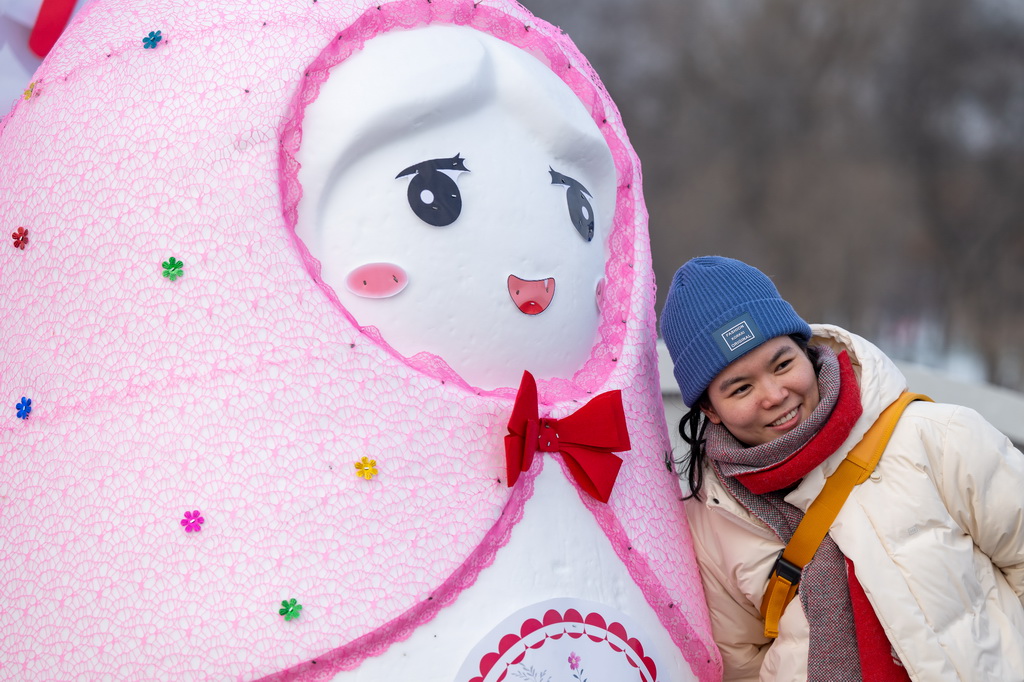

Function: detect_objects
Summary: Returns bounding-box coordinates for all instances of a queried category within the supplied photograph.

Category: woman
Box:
[660,256,1024,681]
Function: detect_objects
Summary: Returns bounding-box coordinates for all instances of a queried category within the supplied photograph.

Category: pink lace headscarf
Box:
[0,0,720,679]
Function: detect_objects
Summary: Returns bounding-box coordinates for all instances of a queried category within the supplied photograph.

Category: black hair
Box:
[671,335,820,500]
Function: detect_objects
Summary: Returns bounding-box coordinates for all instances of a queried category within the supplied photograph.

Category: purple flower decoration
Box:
[568,652,581,671]
[180,509,204,532]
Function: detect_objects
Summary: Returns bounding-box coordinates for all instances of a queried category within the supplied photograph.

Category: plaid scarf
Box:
[706,347,865,681]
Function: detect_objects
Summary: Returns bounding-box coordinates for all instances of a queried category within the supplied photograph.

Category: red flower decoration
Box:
[12,227,29,250]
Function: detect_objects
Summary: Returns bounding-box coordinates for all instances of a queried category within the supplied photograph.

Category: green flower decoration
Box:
[279,598,302,621]
[162,256,184,281]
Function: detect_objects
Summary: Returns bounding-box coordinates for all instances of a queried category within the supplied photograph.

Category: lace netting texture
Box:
[0,0,720,679]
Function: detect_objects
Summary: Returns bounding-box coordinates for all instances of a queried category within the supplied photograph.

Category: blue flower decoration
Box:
[143,30,163,49]
[16,397,32,419]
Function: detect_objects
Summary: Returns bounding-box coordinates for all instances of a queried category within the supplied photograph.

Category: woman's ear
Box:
[700,401,722,425]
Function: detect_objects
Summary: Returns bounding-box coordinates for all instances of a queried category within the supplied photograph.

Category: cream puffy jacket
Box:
[684,324,1024,681]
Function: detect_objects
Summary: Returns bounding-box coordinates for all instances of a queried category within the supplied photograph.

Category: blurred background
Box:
[3,0,1021,437]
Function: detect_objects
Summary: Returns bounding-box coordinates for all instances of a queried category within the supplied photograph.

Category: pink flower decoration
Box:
[568,652,581,670]
[180,509,204,532]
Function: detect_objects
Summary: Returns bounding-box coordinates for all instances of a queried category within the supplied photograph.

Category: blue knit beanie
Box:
[660,256,812,407]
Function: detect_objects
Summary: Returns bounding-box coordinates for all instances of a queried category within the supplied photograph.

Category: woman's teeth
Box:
[770,408,799,427]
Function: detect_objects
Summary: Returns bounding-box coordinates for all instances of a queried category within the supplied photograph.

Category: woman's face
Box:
[700,336,820,446]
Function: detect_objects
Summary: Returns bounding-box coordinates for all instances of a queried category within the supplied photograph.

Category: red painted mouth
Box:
[507,275,555,315]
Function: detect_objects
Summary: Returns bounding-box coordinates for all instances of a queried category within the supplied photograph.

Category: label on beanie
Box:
[714,312,763,360]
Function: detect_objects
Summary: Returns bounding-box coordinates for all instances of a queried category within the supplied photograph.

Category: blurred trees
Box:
[522,0,1024,391]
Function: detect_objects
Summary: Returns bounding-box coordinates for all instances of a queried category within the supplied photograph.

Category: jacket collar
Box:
[785,324,907,509]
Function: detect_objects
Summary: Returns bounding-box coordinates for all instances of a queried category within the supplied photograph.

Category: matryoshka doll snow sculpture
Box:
[0,1,720,680]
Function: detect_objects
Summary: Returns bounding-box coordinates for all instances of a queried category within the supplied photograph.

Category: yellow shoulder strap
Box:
[759,391,933,638]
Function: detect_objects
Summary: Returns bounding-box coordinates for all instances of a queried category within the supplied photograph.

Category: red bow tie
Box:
[504,371,631,503]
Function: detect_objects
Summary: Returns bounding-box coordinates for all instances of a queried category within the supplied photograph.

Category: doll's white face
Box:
[295,25,615,390]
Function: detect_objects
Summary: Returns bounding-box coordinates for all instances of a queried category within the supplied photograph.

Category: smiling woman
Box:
[659,255,1024,682]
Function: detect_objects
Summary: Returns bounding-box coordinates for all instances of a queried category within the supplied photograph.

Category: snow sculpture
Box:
[0,1,720,680]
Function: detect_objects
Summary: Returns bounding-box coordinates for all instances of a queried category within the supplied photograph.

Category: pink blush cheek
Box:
[345,262,409,298]
[595,277,605,312]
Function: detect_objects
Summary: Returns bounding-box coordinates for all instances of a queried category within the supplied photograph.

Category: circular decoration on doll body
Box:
[295,25,616,390]
[455,599,663,682]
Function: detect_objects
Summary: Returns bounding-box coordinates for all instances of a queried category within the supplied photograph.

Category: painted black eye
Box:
[396,155,469,227]
[549,168,595,242]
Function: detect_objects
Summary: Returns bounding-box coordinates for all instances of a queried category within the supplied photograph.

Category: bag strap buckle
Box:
[772,550,802,586]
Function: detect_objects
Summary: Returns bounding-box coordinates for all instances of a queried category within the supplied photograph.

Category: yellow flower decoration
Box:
[354,456,378,480]
[23,82,35,100]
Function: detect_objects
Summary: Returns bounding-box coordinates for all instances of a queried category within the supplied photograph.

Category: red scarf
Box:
[848,560,912,680]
